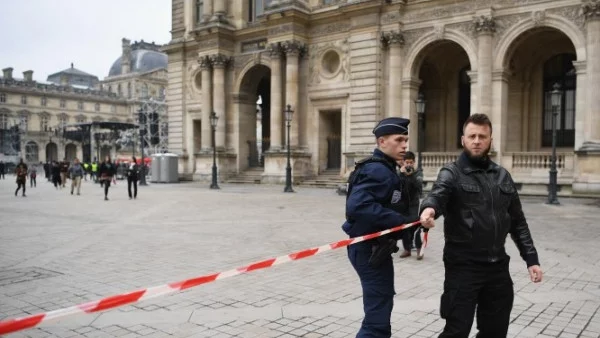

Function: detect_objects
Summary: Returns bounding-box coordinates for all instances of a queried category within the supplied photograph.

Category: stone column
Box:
[582,1,600,147]
[269,43,284,151]
[203,0,213,22]
[400,78,421,149]
[211,0,227,22]
[491,70,510,162]
[199,56,213,151]
[573,61,587,150]
[211,54,230,149]
[473,14,496,116]
[283,40,305,148]
[183,0,194,37]
[383,31,404,117]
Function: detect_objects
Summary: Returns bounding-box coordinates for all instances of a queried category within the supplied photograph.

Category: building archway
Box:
[46,142,58,162]
[412,40,472,151]
[65,143,77,161]
[25,141,39,163]
[501,27,577,151]
[237,64,271,169]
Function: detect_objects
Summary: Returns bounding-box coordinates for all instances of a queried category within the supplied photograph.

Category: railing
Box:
[421,152,460,168]
[511,152,570,170]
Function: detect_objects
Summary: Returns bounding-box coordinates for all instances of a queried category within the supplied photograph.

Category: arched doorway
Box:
[502,27,577,151]
[46,142,58,162]
[65,143,77,161]
[414,40,472,151]
[25,141,39,163]
[238,64,271,169]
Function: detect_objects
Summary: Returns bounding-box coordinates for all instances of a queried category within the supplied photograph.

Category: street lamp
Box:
[138,108,148,186]
[284,104,294,193]
[415,92,426,171]
[547,82,562,205]
[210,111,220,189]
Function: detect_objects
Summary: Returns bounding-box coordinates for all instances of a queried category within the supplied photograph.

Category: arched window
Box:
[542,53,576,147]
[141,84,149,98]
[25,141,39,162]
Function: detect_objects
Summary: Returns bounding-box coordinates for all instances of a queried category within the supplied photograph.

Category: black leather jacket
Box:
[420,152,540,267]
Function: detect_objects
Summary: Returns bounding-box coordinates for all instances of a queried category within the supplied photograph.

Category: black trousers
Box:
[127,177,138,198]
[439,259,514,338]
[401,226,425,251]
[15,181,26,195]
[103,179,111,197]
[30,176,36,187]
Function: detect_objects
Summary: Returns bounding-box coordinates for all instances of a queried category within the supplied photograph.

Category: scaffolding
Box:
[137,98,168,155]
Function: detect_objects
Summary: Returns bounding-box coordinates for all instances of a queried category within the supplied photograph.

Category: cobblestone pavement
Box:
[1,176,599,338]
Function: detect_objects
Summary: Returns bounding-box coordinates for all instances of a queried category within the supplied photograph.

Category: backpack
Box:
[346,156,397,200]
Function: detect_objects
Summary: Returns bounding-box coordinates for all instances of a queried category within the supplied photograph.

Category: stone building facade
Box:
[0,38,169,165]
[0,66,129,163]
[165,0,600,195]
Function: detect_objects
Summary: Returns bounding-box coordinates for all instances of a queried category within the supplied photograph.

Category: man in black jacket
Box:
[397,151,425,260]
[420,113,542,338]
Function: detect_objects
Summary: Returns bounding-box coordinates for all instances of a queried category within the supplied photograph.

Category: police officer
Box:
[343,117,434,337]
[420,113,543,338]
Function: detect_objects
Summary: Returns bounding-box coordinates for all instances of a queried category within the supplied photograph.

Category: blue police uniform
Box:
[342,117,410,337]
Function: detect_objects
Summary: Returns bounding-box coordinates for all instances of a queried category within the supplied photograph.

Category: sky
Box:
[0,0,171,82]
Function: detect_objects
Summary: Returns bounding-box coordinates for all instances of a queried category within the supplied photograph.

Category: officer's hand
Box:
[528,265,543,283]
[420,208,435,229]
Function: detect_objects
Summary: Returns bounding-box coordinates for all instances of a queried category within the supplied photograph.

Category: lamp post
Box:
[210,111,220,189]
[547,82,562,205]
[138,108,148,186]
[284,104,294,193]
[415,92,426,171]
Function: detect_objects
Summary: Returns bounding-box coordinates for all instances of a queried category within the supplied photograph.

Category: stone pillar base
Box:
[573,146,600,195]
[193,151,237,182]
[262,150,312,184]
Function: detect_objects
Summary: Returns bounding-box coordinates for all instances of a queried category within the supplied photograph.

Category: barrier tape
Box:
[0,221,421,335]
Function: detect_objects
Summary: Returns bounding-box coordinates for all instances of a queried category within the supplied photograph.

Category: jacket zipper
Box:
[484,172,498,262]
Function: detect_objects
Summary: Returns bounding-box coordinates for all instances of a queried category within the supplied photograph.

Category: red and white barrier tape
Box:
[0,221,421,335]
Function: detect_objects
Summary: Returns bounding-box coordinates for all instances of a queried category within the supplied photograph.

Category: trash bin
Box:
[150,154,163,183]
[159,153,179,183]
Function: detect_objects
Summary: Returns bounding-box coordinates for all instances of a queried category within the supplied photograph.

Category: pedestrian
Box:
[342,117,432,337]
[14,158,28,197]
[98,155,116,201]
[397,151,426,260]
[420,113,543,338]
[29,164,37,188]
[68,158,84,195]
[126,156,140,200]
[0,160,5,179]
[51,161,62,189]
[59,159,70,188]
[44,161,50,181]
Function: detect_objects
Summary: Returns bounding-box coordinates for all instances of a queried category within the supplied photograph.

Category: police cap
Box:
[372,117,410,138]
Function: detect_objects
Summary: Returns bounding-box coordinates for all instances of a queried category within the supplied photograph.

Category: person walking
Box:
[51,161,61,189]
[14,158,28,197]
[98,155,116,201]
[68,158,85,195]
[0,160,5,179]
[29,164,37,188]
[420,114,543,338]
[126,156,140,200]
[59,159,70,188]
[342,117,432,337]
[397,151,426,260]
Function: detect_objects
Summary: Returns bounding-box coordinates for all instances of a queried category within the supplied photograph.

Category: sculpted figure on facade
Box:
[473,15,496,34]
[581,0,600,20]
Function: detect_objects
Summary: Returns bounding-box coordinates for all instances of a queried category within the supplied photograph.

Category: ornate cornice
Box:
[268,42,285,58]
[581,0,600,21]
[281,40,308,58]
[210,53,233,69]
[473,15,496,34]
[381,31,405,48]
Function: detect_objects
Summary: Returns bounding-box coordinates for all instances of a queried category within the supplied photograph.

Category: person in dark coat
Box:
[342,117,433,337]
[420,114,543,338]
[14,158,28,197]
[51,161,62,189]
[397,151,426,260]
[126,156,140,200]
[0,160,5,179]
[98,155,116,201]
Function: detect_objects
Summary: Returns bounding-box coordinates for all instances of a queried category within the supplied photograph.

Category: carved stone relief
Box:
[473,15,496,34]
[547,6,586,30]
[531,10,546,26]
[580,0,600,21]
[493,13,529,49]
[447,21,476,39]
[401,2,474,22]
[309,22,351,36]
[268,23,294,36]
[197,38,218,50]
[381,11,401,25]
[401,28,431,54]
[309,38,350,84]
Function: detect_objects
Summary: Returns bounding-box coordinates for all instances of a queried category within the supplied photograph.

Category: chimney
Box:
[3,67,13,80]
[60,74,69,86]
[122,38,131,74]
[23,70,33,82]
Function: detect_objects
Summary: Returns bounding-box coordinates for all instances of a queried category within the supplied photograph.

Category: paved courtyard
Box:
[0,176,599,338]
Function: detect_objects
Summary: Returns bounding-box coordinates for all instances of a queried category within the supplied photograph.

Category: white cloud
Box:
[0,0,171,81]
